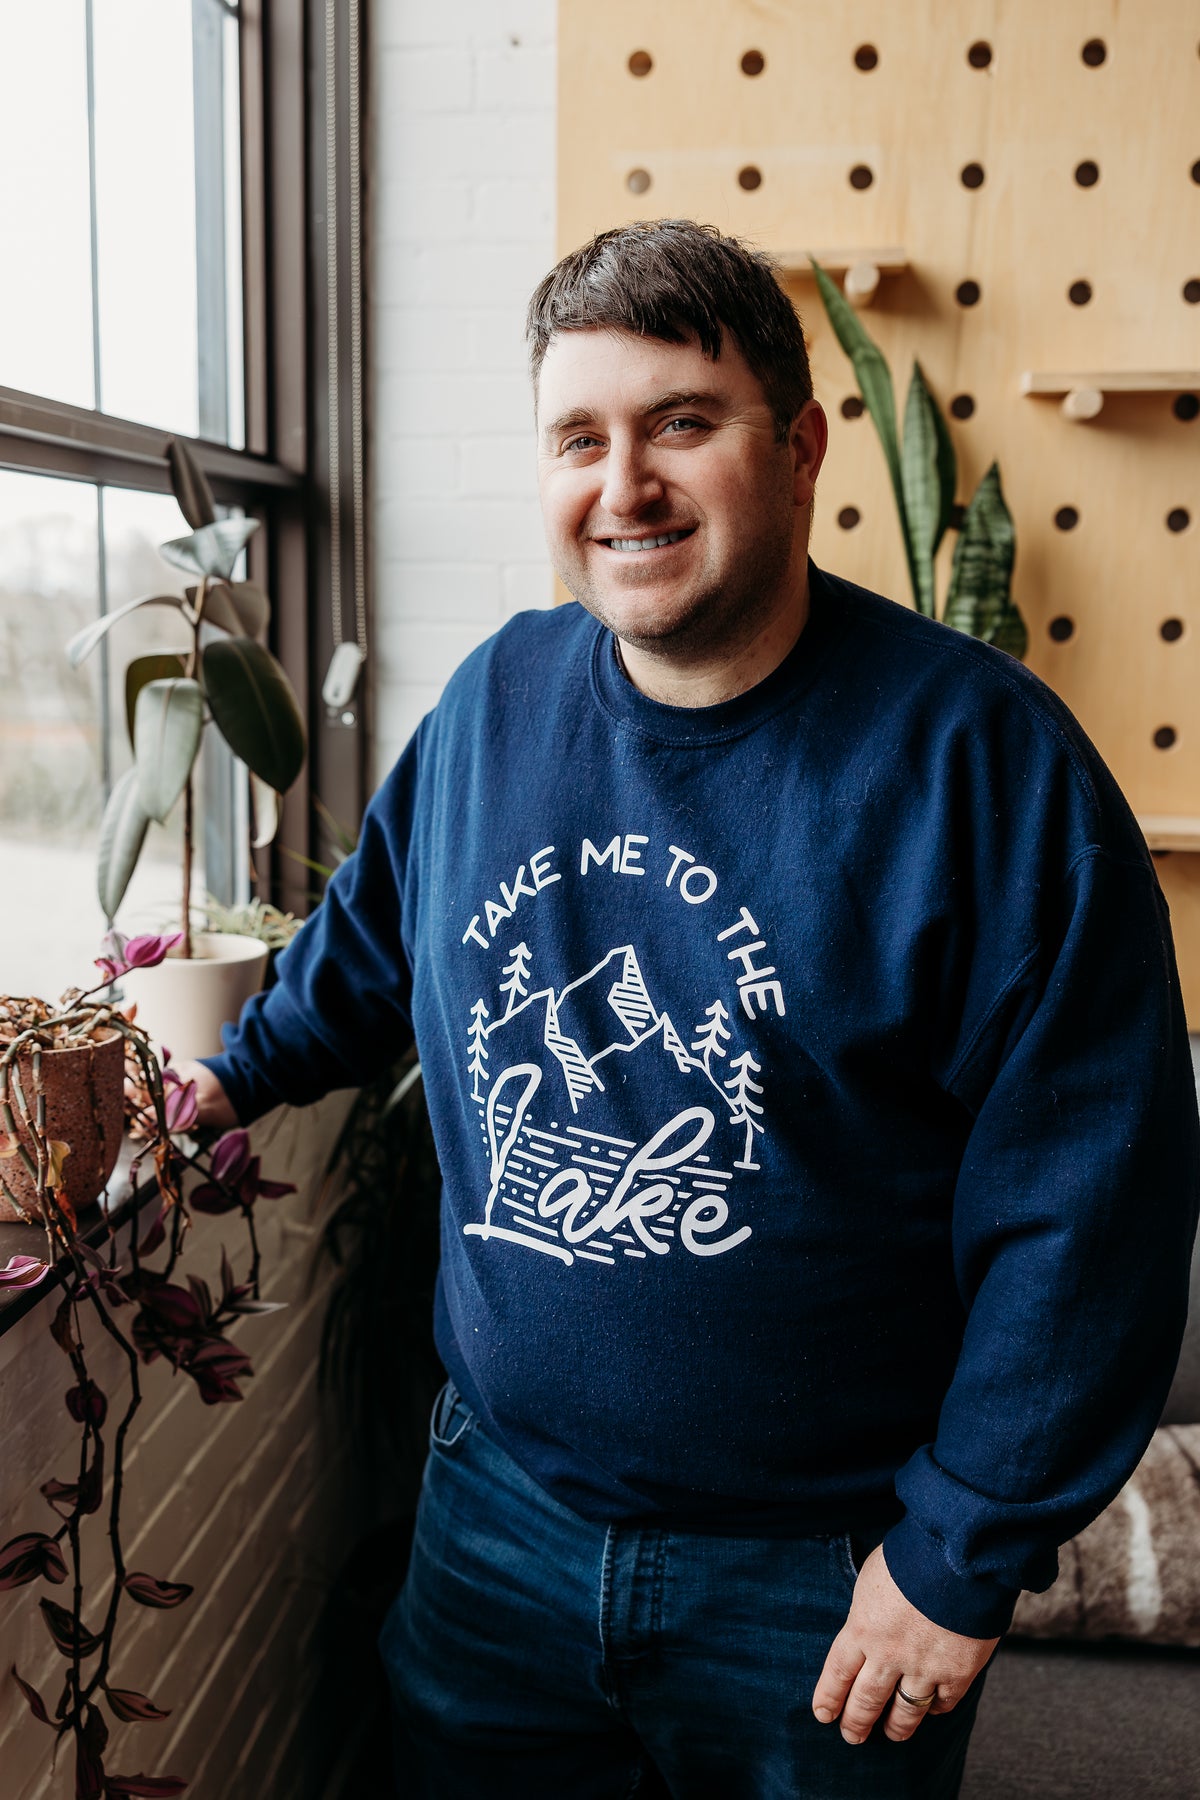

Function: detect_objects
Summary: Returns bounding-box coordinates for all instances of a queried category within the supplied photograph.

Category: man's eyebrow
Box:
[542,389,729,444]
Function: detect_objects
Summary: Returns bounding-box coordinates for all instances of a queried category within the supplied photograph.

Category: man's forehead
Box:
[535,326,745,425]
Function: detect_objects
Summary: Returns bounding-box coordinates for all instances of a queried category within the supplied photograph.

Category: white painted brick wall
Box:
[369,0,557,781]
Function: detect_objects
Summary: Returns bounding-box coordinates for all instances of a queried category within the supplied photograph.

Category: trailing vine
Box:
[0,934,294,1798]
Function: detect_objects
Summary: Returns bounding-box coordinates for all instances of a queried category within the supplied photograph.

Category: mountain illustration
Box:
[485,944,733,1115]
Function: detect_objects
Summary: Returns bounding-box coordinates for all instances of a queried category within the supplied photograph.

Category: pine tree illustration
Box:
[690,998,732,1073]
[467,998,490,1102]
[724,1050,764,1170]
[498,942,533,1018]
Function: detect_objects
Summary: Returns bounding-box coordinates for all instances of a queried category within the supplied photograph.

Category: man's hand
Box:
[169,1059,239,1131]
[812,1546,998,1745]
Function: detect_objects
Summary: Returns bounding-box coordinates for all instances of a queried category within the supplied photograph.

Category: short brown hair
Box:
[526,219,813,442]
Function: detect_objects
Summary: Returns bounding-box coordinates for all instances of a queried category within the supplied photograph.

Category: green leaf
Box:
[943,463,1027,657]
[930,385,957,547]
[125,653,188,747]
[160,518,259,582]
[97,769,150,919]
[166,439,216,530]
[194,579,270,638]
[65,594,186,668]
[202,637,307,794]
[900,364,944,618]
[249,773,281,849]
[989,606,1029,660]
[809,258,918,606]
[134,679,204,824]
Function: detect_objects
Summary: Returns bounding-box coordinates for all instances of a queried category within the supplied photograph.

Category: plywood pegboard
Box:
[558,0,1200,1017]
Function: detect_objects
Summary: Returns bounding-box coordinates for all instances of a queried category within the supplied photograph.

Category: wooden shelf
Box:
[1138,816,1200,853]
[780,247,908,276]
[777,248,908,308]
[1020,370,1200,423]
[1021,371,1200,395]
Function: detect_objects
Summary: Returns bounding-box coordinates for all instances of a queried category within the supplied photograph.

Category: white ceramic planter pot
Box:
[120,933,270,1062]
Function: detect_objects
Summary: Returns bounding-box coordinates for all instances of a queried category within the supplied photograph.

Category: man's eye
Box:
[661,417,704,436]
[564,434,600,453]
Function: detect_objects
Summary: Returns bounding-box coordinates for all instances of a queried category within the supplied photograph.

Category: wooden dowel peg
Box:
[1061,386,1104,422]
[844,260,881,308]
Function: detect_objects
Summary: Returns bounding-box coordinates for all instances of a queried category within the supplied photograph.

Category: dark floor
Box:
[961,1637,1200,1798]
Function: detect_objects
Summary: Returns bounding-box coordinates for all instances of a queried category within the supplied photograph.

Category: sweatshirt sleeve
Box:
[881,848,1200,1638]
[200,735,421,1125]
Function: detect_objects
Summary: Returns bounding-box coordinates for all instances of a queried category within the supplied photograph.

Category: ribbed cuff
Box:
[881,1514,1022,1638]
[198,1050,283,1129]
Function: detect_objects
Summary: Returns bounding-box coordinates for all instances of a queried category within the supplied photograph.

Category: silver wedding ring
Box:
[895,1684,937,1710]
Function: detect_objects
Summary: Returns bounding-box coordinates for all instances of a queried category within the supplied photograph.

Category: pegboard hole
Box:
[837,506,861,530]
[1068,280,1093,306]
[955,279,981,307]
[626,168,651,194]
[1081,39,1107,66]
[1192,160,1200,185]
[1154,726,1178,750]
[950,393,975,419]
[740,49,765,76]
[840,396,865,419]
[1161,618,1186,642]
[1048,616,1075,643]
[738,165,762,191]
[1184,279,1200,304]
[1074,160,1100,187]
[1167,508,1192,532]
[961,162,985,189]
[627,50,652,77]
[854,44,879,71]
[967,41,992,68]
[1054,506,1079,531]
[1174,394,1200,421]
[849,164,874,190]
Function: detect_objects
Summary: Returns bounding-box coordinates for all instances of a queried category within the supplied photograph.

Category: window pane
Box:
[0,474,209,1004]
[93,0,245,442]
[93,0,198,433]
[0,4,95,407]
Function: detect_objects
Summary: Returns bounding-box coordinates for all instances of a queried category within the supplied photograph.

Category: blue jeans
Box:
[379,1381,991,1798]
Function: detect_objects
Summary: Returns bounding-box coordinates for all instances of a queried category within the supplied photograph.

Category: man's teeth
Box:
[607,530,689,553]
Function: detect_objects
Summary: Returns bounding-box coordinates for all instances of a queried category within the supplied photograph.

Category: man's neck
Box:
[615,576,812,709]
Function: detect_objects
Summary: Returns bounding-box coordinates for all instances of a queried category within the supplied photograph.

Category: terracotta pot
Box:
[0,1028,125,1224]
[119,932,270,1061]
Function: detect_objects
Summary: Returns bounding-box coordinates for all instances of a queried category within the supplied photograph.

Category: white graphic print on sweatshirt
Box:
[459,835,786,1268]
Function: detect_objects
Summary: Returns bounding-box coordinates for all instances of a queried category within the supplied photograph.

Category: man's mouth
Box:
[598,528,695,554]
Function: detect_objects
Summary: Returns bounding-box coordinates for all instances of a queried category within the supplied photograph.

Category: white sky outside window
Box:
[94,0,199,433]
[0,4,94,406]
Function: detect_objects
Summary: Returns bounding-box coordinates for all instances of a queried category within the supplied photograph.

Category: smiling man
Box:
[187,220,1199,1798]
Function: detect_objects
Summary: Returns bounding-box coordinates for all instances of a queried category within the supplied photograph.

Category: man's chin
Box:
[578,598,708,651]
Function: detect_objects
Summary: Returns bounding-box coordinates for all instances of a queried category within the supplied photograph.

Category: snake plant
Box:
[811,259,1027,660]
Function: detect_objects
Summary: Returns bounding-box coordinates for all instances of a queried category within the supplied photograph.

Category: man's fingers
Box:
[811,1635,865,1724]
[837,1666,905,1744]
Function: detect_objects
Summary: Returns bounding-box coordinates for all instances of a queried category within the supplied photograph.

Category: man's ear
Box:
[791,400,829,508]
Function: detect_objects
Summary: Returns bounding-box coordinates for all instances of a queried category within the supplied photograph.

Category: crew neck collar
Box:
[588,561,845,746]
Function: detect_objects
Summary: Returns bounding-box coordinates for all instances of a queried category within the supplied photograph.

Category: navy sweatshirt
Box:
[206,565,1200,1638]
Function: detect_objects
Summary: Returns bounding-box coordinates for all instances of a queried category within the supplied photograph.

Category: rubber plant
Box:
[0,932,295,1797]
[65,441,307,958]
[810,259,1028,659]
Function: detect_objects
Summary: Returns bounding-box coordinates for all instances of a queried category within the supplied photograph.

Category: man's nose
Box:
[599,441,665,519]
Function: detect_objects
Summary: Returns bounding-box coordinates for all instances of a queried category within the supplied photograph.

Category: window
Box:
[0,0,358,1003]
